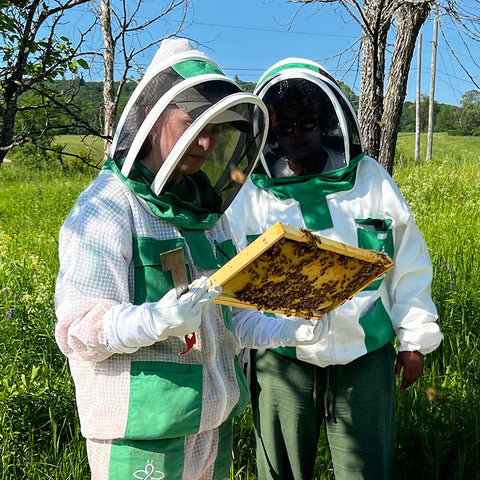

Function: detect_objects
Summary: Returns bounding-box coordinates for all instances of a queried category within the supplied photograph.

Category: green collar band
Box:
[103,157,221,231]
[258,61,320,87]
[104,157,225,270]
[251,153,363,230]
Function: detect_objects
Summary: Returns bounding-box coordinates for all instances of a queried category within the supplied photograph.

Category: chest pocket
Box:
[132,237,190,304]
[355,218,394,290]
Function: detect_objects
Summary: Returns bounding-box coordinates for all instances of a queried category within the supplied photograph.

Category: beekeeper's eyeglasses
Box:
[272,115,318,137]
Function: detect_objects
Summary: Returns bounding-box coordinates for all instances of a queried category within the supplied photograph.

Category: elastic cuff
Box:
[411,350,425,359]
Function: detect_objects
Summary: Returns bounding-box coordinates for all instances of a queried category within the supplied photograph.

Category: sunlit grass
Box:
[396,131,480,163]
[53,135,105,160]
[392,148,480,479]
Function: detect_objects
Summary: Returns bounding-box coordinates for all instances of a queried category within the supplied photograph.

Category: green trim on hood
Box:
[103,157,223,270]
[258,62,320,87]
[172,60,224,79]
[250,153,364,230]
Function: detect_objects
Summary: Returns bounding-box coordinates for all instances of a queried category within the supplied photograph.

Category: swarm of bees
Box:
[210,223,393,319]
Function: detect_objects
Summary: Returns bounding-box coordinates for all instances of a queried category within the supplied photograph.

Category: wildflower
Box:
[3,287,7,295]
[6,308,12,319]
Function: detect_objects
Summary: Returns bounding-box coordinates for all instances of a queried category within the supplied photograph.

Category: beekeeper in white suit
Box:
[54,41,326,480]
[225,59,442,480]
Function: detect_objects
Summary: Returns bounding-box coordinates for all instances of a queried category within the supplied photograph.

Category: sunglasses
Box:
[272,115,318,137]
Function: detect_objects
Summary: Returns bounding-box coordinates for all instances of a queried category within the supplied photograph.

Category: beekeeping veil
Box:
[245,59,365,231]
[108,38,269,213]
[253,58,364,177]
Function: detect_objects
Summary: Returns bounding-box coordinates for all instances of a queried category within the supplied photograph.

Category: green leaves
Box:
[0,1,92,159]
[0,365,44,399]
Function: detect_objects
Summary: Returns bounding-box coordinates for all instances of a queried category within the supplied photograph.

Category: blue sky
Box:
[177,0,480,107]
[72,0,480,106]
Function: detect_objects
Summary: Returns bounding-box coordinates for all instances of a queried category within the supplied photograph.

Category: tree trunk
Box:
[0,0,41,165]
[0,93,19,165]
[357,1,392,162]
[99,0,116,161]
[379,2,431,174]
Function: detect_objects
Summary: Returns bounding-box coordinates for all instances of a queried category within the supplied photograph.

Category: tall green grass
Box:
[0,167,94,478]
[1,134,479,479]
[392,136,480,479]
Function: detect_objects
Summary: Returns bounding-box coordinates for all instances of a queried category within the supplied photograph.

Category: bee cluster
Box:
[234,229,391,318]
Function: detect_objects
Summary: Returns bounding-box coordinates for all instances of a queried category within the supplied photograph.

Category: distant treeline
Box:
[15,78,480,137]
[399,91,480,136]
[15,79,136,139]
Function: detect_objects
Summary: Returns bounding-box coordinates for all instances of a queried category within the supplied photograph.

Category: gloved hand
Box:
[103,276,222,354]
[277,315,326,346]
[148,276,222,338]
[231,309,326,349]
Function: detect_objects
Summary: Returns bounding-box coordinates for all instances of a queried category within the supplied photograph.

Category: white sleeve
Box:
[380,167,442,355]
[388,214,441,354]
[54,182,134,362]
[231,308,327,349]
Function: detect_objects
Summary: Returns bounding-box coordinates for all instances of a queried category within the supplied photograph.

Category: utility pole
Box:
[427,10,438,161]
[415,33,422,162]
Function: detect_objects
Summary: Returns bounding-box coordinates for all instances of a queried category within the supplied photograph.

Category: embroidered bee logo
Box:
[133,460,165,479]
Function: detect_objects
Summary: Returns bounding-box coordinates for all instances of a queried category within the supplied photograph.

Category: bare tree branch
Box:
[93,0,192,160]
[284,0,480,173]
[439,26,480,90]
[0,0,92,165]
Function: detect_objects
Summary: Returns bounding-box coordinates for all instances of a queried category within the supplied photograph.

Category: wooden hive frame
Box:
[210,222,394,318]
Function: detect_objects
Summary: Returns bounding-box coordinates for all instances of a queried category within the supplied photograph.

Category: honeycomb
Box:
[210,222,393,319]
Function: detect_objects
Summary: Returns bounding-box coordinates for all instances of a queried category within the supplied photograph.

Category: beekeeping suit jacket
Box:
[54,39,277,479]
[226,59,442,367]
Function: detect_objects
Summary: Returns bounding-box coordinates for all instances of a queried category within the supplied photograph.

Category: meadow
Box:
[0,133,479,479]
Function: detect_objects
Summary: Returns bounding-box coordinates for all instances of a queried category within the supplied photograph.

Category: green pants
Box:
[251,344,396,480]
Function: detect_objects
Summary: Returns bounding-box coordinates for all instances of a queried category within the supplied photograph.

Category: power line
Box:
[185,19,358,39]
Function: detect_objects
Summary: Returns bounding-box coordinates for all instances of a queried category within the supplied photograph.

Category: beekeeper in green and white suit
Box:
[54,41,326,480]
[225,59,442,480]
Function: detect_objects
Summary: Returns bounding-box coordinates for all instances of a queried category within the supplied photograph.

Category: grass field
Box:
[7,135,105,171]
[53,135,105,159]
[0,133,479,479]
[396,131,480,163]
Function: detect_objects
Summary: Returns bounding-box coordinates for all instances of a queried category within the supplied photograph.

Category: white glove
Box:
[103,276,222,354]
[231,309,326,349]
[148,276,221,338]
[278,316,326,345]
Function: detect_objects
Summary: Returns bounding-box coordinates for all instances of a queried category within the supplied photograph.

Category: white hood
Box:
[108,38,269,212]
[253,58,364,177]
